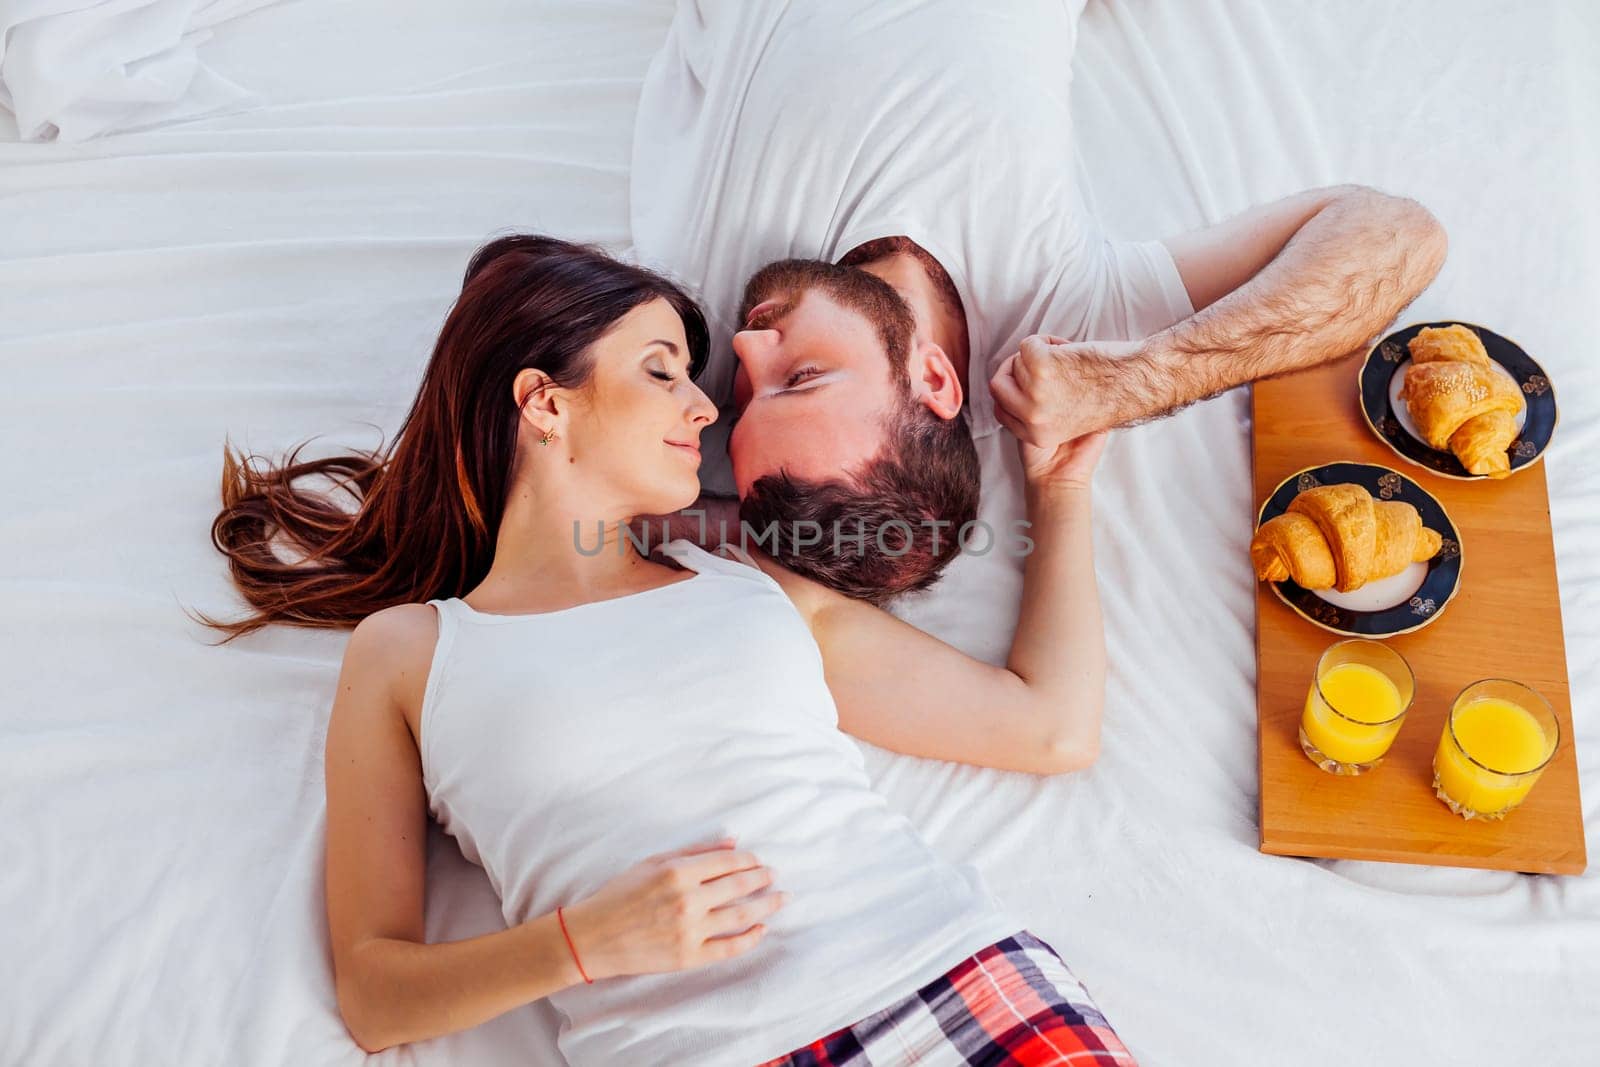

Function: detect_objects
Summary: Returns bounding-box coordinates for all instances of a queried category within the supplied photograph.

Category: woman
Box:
[204,235,1135,1066]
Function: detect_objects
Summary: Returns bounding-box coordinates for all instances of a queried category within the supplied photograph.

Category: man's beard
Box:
[738,258,916,383]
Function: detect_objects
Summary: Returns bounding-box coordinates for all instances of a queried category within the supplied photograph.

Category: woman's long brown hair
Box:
[191,234,709,644]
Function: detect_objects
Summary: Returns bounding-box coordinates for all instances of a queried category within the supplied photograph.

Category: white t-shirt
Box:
[421,541,1021,1066]
[629,0,1196,662]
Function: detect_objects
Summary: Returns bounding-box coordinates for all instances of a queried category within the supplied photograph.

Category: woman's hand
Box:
[559,836,786,981]
[1017,430,1108,492]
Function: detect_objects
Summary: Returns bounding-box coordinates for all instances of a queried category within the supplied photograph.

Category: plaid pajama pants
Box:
[756,930,1138,1066]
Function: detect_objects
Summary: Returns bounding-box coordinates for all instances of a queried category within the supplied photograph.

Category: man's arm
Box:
[991,185,1448,443]
[1163,184,1357,313]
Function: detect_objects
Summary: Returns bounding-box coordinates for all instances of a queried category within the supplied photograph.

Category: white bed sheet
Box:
[1,2,1595,1065]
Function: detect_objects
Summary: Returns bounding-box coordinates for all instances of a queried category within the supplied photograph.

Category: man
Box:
[629,1,1445,640]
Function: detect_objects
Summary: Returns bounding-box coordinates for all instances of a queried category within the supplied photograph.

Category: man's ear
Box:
[911,339,963,420]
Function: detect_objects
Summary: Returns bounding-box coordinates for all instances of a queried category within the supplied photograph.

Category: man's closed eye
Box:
[784,365,823,389]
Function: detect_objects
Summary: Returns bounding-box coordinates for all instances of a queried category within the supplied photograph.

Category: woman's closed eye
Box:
[650,369,677,383]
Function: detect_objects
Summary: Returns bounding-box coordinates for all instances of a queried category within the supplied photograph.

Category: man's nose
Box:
[731,327,780,366]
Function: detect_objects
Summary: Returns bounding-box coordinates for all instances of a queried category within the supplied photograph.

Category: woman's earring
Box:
[540,429,558,446]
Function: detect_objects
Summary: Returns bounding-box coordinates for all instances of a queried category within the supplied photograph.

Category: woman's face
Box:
[560,297,717,518]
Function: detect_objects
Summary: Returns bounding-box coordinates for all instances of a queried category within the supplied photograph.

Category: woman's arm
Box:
[325,607,585,1052]
[346,921,584,1053]
[757,433,1108,775]
[328,607,783,1052]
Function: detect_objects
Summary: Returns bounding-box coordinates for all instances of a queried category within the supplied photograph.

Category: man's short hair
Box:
[738,391,980,605]
[738,257,917,376]
[735,253,981,603]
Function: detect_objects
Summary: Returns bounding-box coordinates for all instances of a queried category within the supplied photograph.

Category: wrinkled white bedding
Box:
[1,2,1595,1065]
[0,0,283,142]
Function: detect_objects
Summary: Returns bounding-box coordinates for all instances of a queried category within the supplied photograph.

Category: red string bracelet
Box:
[556,905,593,985]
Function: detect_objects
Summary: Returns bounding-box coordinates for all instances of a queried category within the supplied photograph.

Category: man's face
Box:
[728,263,911,498]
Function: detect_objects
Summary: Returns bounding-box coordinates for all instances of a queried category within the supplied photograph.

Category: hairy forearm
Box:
[1009,483,1106,765]
[1101,188,1448,429]
[344,911,581,1053]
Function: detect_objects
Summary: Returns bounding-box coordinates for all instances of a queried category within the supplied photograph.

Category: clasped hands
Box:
[988,334,1144,491]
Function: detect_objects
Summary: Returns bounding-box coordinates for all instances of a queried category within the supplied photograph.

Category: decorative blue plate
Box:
[1359,320,1559,481]
[1256,461,1462,637]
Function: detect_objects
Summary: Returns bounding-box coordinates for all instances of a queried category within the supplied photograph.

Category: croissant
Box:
[1449,409,1519,479]
[1408,323,1494,369]
[1251,483,1442,593]
[1401,324,1524,478]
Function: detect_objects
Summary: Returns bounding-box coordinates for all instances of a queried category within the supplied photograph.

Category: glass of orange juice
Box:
[1433,679,1559,820]
[1299,639,1414,775]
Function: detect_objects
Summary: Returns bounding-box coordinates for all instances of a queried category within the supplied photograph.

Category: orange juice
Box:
[1302,661,1406,766]
[1434,696,1553,817]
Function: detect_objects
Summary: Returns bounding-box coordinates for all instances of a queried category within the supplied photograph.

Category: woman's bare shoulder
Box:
[734,547,847,626]
[345,603,442,749]
[349,603,440,658]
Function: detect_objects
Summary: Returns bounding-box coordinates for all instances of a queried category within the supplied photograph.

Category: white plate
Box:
[1309,560,1430,613]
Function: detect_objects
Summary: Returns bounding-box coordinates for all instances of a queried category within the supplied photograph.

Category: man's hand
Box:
[997,185,1446,444]
[989,335,1143,447]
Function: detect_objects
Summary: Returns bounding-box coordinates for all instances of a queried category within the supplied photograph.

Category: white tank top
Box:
[420,538,1021,1066]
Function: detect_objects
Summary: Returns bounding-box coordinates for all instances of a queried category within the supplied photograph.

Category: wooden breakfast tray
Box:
[1251,350,1586,875]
